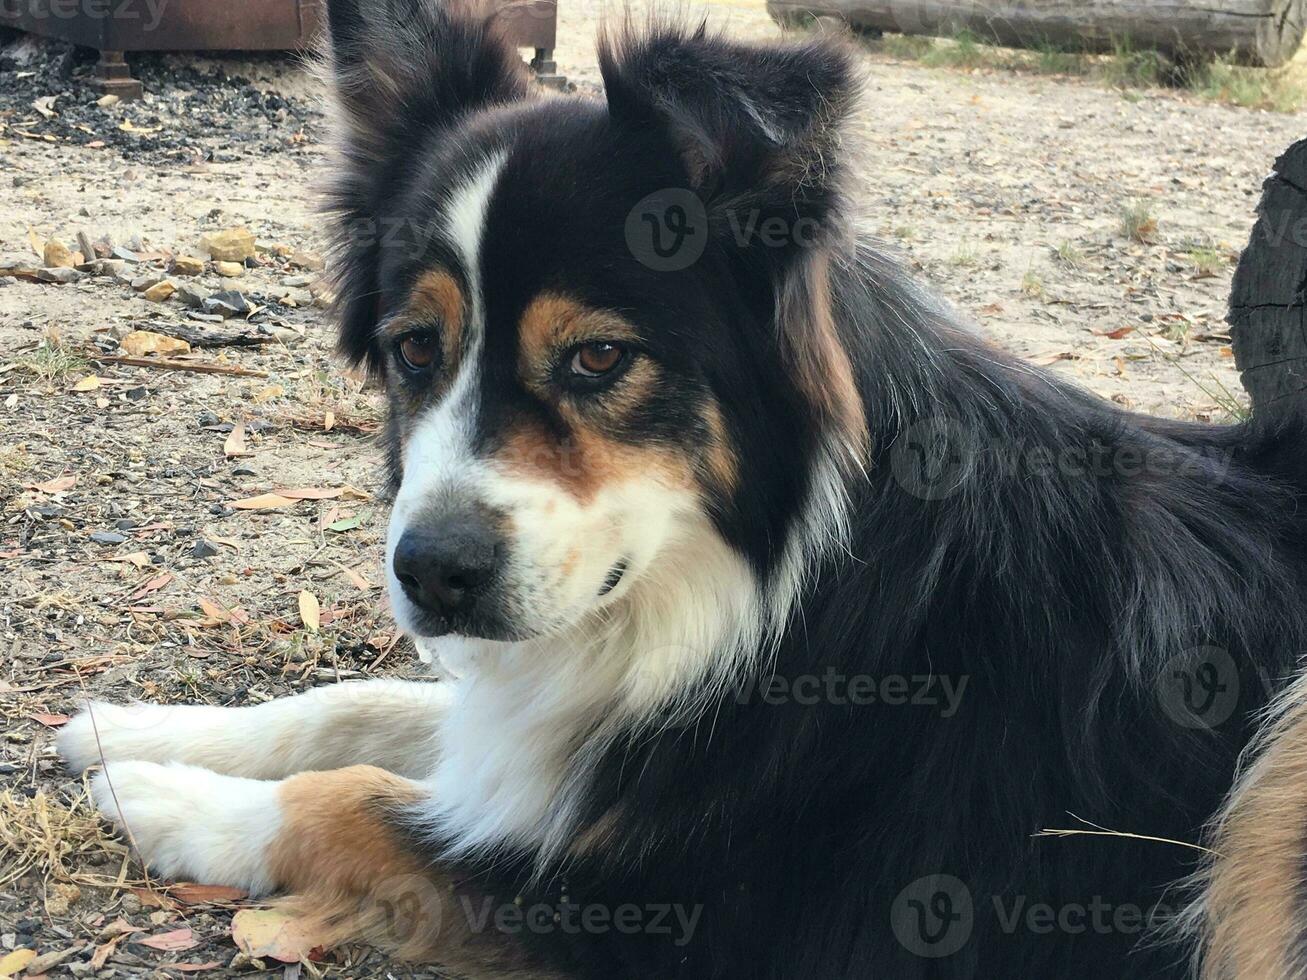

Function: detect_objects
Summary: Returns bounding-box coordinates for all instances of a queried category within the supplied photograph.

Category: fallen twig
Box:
[88,354,268,378]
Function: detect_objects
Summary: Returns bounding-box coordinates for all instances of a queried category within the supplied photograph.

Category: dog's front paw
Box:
[91,761,283,896]
[58,701,188,772]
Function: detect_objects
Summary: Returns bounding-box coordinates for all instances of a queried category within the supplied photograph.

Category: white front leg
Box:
[59,678,451,780]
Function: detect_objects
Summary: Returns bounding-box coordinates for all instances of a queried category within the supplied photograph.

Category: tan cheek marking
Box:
[700,399,739,497]
[497,419,694,504]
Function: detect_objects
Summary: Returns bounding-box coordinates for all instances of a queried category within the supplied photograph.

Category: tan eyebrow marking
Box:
[517,291,641,386]
[382,267,466,382]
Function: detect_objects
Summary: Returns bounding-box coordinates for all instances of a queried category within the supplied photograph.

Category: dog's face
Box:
[324,0,864,646]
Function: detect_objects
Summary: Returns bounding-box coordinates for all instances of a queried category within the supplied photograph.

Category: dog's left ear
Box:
[599,24,857,241]
[322,0,532,371]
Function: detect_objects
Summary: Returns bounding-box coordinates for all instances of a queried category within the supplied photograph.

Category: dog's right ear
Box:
[322,0,531,370]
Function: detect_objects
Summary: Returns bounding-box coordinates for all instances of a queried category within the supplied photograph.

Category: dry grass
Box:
[0,783,131,890]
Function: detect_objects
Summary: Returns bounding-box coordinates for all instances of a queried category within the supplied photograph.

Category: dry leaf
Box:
[299,590,320,633]
[197,598,230,621]
[208,535,241,551]
[101,551,151,569]
[323,409,335,432]
[275,487,344,501]
[168,964,222,972]
[31,474,76,493]
[1103,326,1135,340]
[29,712,71,728]
[253,384,285,404]
[231,493,297,510]
[128,888,179,911]
[231,907,326,964]
[170,883,247,905]
[129,572,174,601]
[135,927,198,952]
[119,330,191,357]
[73,375,102,392]
[336,563,374,591]
[223,424,249,458]
[0,948,36,977]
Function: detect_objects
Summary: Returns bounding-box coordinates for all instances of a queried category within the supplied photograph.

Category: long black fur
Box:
[321,3,1307,976]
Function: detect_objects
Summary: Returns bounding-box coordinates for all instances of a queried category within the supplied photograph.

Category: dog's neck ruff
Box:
[413,439,853,865]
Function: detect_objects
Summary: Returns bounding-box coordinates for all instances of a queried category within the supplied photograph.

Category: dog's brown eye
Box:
[570,342,625,379]
[398,333,438,372]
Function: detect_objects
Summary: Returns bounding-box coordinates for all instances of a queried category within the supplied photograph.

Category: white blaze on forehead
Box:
[388,151,508,634]
[393,151,508,507]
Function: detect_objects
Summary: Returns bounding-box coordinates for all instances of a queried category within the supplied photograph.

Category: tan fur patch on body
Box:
[1200,688,1307,979]
[268,766,568,977]
[779,251,867,460]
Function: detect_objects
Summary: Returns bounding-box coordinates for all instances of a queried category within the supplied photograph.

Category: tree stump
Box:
[1230,139,1307,419]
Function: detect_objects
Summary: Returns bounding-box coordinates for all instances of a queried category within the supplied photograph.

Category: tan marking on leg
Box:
[1200,684,1307,979]
[266,766,568,976]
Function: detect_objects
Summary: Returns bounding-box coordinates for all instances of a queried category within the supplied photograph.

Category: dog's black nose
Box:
[393,519,503,619]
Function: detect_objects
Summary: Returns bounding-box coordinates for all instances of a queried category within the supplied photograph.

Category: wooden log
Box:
[766,0,1307,68]
[1229,139,1307,419]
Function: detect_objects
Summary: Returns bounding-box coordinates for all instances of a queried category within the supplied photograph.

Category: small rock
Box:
[170,254,205,276]
[43,239,74,269]
[130,274,162,292]
[201,227,256,263]
[89,531,126,545]
[0,276,14,287]
[279,273,315,287]
[45,883,81,916]
[120,330,189,356]
[125,386,147,402]
[89,259,127,278]
[191,539,220,559]
[36,267,82,284]
[187,312,225,323]
[0,252,35,274]
[289,249,324,271]
[141,280,176,303]
[77,231,97,265]
[111,246,139,263]
[203,290,252,318]
[96,93,120,108]
[175,281,211,308]
[214,260,244,277]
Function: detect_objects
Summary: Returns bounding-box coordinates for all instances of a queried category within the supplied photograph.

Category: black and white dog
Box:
[58,3,1307,977]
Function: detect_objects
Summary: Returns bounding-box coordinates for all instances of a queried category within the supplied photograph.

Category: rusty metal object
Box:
[0,0,565,99]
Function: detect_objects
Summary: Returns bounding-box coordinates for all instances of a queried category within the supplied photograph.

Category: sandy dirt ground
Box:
[0,1,1303,976]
